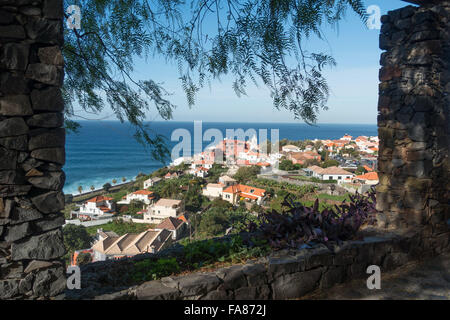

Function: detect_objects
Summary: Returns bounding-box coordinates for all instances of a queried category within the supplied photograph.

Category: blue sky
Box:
[75,0,410,124]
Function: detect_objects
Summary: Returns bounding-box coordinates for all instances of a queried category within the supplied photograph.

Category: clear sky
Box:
[75,0,410,124]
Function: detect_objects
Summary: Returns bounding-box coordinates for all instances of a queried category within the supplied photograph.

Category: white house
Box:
[282,145,301,153]
[143,177,162,189]
[144,198,185,223]
[318,166,354,181]
[77,196,116,220]
[202,183,224,198]
[190,166,209,178]
[117,190,156,207]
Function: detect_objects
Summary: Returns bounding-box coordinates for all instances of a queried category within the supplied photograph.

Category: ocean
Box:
[64,121,377,195]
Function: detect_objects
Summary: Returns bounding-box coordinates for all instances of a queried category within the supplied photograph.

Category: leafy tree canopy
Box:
[64,0,367,161]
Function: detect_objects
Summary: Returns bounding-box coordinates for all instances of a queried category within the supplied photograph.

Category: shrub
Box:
[247,189,377,251]
[131,258,180,282]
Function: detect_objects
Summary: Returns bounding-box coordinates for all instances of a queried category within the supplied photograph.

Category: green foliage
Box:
[131,258,180,283]
[320,159,340,168]
[197,207,230,237]
[279,159,296,171]
[129,235,270,284]
[76,252,92,265]
[63,224,93,261]
[85,219,153,236]
[356,166,368,175]
[64,0,367,160]
[233,166,261,183]
[151,167,169,178]
[103,182,112,192]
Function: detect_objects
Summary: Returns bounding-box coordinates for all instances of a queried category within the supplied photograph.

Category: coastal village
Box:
[64,133,379,266]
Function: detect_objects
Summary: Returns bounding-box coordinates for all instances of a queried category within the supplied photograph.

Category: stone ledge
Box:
[72,228,449,300]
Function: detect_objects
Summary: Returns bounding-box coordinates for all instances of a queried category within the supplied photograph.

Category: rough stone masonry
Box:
[376,0,450,238]
[0,0,66,299]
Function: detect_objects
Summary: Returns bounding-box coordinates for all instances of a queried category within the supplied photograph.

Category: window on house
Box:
[329,176,333,180]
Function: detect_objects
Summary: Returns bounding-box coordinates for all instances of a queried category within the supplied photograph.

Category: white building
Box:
[143,177,162,189]
[202,183,224,198]
[190,166,209,178]
[282,145,301,153]
[77,196,115,220]
[117,190,156,206]
[144,199,185,223]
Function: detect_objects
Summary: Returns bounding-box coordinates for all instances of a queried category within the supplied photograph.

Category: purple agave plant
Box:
[247,189,377,251]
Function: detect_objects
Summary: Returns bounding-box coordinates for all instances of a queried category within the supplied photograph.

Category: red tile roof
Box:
[87,196,113,203]
[223,184,266,198]
[355,172,379,181]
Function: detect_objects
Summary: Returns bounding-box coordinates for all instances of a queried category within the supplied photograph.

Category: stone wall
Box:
[0,0,66,299]
[376,1,450,234]
[67,229,449,300]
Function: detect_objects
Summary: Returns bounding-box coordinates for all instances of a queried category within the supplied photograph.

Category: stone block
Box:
[215,265,247,290]
[31,148,65,165]
[271,267,324,299]
[27,171,65,191]
[29,129,65,150]
[38,46,64,66]
[0,43,29,71]
[0,25,26,39]
[0,117,29,137]
[31,87,64,112]
[11,229,66,260]
[135,280,181,300]
[0,135,28,151]
[32,266,66,297]
[31,191,65,214]
[25,63,63,86]
[320,266,346,289]
[0,280,20,299]
[0,147,18,170]
[27,113,64,128]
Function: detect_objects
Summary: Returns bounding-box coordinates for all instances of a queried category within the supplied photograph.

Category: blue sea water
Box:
[64,121,377,195]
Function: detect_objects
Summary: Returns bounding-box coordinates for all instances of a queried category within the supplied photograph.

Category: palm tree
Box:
[90,185,95,191]
[77,185,83,194]
[122,177,126,183]
[112,178,117,185]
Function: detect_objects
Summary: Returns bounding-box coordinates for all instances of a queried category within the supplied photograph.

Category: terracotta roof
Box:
[319,166,353,175]
[133,190,154,195]
[223,184,266,198]
[156,217,185,230]
[355,172,379,181]
[87,196,113,203]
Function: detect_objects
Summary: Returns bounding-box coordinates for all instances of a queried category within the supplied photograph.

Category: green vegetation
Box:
[130,235,270,283]
[103,182,112,192]
[233,166,261,183]
[206,164,228,183]
[85,220,154,236]
[62,203,77,219]
[320,159,340,168]
[63,224,93,263]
